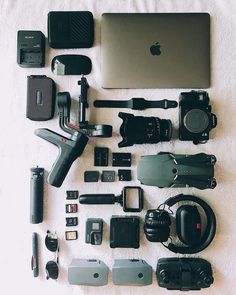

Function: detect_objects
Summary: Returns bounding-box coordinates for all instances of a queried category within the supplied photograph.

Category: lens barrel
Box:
[118,112,172,147]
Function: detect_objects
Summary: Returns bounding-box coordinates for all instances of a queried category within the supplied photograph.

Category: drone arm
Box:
[172,153,216,166]
[174,175,216,190]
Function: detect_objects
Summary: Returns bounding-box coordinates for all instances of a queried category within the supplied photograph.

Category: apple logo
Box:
[150,42,161,56]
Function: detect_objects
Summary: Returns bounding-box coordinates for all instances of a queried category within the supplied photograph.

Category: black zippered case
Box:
[26,75,56,121]
[48,11,94,49]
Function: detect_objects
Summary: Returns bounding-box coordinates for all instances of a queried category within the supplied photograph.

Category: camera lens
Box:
[118,112,172,147]
[184,109,209,133]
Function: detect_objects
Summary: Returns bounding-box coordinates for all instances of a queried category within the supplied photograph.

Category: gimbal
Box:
[35,76,112,187]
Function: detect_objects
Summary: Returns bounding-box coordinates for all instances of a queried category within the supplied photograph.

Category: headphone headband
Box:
[164,194,216,254]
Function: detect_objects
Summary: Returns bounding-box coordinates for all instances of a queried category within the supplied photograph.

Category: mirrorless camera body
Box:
[156,257,214,291]
[179,90,217,144]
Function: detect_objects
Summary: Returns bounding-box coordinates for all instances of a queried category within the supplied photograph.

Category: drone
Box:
[137,152,217,190]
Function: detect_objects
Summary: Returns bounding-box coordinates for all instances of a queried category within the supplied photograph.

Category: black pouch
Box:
[48,11,94,48]
[26,75,56,121]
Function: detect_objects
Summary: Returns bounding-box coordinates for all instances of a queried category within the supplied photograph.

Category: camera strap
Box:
[94,97,177,110]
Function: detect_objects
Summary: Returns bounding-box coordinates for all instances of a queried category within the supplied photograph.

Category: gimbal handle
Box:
[35,128,88,187]
[79,194,116,204]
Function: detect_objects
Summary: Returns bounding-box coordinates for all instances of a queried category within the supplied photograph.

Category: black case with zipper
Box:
[48,11,94,48]
[26,75,56,121]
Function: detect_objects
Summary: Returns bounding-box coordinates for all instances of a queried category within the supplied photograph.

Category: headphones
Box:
[144,194,216,254]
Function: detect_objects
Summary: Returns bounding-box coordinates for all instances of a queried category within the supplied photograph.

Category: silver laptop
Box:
[101,13,210,89]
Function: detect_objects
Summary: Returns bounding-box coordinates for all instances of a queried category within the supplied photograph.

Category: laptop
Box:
[101,13,210,89]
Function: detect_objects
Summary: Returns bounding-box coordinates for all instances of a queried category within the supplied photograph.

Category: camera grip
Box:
[35,128,88,187]
[48,152,75,187]
[30,167,44,223]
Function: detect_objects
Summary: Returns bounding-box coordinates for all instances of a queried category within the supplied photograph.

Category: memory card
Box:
[66,217,78,226]
[66,204,78,213]
[65,231,78,240]
[66,191,79,200]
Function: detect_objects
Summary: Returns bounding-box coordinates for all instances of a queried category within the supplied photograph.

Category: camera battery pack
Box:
[17,30,45,68]
[48,11,94,48]
[26,75,56,121]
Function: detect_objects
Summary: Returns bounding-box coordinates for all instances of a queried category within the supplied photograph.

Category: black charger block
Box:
[17,30,45,68]
[48,11,94,48]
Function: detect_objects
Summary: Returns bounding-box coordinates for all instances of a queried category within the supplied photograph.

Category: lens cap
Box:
[184,109,209,133]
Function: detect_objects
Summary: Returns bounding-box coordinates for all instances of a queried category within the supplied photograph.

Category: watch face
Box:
[184,109,209,133]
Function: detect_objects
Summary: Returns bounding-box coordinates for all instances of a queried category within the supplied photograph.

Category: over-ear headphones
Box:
[144,194,216,254]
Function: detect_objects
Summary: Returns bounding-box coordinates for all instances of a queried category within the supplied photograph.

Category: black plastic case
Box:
[176,205,201,246]
[26,75,56,121]
[48,11,94,48]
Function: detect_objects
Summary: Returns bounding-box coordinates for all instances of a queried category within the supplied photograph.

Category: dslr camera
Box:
[179,90,217,144]
[156,258,214,291]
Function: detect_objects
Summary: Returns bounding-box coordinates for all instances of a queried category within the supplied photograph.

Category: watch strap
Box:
[93,97,177,110]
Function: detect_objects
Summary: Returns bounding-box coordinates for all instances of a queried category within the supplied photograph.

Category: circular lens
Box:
[45,233,58,252]
[184,109,209,133]
[45,261,59,280]
[138,273,144,278]
[93,273,99,278]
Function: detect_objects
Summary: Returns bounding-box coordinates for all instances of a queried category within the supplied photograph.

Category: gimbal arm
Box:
[35,76,112,187]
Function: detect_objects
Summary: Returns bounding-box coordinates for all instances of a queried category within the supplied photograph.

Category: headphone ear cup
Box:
[176,205,201,246]
[144,209,171,242]
[144,224,170,242]
[145,217,169,228]
[145,210,171,227]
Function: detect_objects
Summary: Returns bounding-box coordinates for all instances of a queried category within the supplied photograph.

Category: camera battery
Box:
[94,147,109,166]
[112,153,132,167]
[118,169,132,181]
[101,171,115,182]
[84,171,99,182]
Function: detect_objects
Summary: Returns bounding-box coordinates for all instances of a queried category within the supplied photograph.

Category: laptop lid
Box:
[101,13,210,89]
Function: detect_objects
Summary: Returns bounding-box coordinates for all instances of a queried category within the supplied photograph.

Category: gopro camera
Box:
[179,91,217,144]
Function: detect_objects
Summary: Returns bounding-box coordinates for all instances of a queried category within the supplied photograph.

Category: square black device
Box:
[110,216,140,248]
[48,11,94,48]
[17,30,45,68]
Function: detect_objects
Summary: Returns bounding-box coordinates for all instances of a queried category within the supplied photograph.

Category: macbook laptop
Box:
[101,13,210,88]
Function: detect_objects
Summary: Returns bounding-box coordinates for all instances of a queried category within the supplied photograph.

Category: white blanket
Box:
[1,0,236,294]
